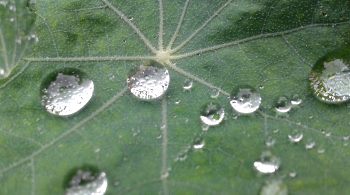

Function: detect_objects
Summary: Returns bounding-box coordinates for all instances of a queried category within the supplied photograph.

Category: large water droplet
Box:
[127,63,169,100]
[275,96,292,114]
[41,69,94,116]
[200,102,225,126]
[253,151,280,174]
[288,130,303,143]
[260,180,288,195]
[65,169,107,195]
[309,47,350,104]
[230,86,261,114]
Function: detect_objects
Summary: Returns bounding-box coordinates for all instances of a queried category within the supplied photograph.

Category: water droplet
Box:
[309,47,350,104]
[201,124,210,131]
[193,139,205,150]
[260,180,288,195]
[289,171,297,178]
[0,68,6,78]
[317,147,325,154]
[65,170,107,195]
[200,102,225,126]
[291,94,302,106]
[288,130,303,143]
[183,79,193,91]
[265,136,276,147]
[174,99,181,105]
[305,139,316,150]
[275,96,292,113]
[230,86,261,114]
[0,0,8,7]
[8,4,15,12]
[41,69,94,116]
[127,63,169,100]
[253,151,280,174]
[210,88,220,99]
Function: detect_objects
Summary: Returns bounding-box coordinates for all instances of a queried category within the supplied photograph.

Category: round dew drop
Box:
[288,130,303,143]
[200,102,225,126]
[127,63,170,100]
[183,79,193,91]
[309,47,350,104]
[41,69,94,116]
[253,151,280,174]
[230,86,261,114]
[275,96,292,114]
[65,170,108,195]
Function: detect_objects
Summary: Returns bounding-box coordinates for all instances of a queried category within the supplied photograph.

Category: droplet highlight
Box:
[127,63,170,100]
[200,102,225,126]
[41,69,94,116]
[230,86,261,114]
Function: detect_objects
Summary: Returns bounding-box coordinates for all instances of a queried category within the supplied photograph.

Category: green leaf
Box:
[0,0,35,79]
[1,0,350,194]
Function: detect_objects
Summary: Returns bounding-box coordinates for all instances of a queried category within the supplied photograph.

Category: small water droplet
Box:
[260,180,288,195]
[41,69,94,116]
[265,136,276,147]
[0,68,6,78]
[309,47,350,104]
[230,86,261,114]
[200,102,225,126]
[8,4,15,12]
[183,79,193,91]
[288,130,303,143]
[174,99,181,105]
[289,171,297,178]
[253,151,280,174]
[305,139,316,150]
[201,123,210,131]
[193,139,205,150]
[291,94,302,106]
[275,96,292,113]
[65,169,107,195]
[127,63,170,100]
[210,88,220,99]
[317,147,325,154]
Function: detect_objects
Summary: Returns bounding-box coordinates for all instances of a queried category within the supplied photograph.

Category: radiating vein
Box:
[0,61,31,89]
[281,35,313,67]
[0,87,128,175]
[171,21,350,60]
[160,98,169,195]
[30,158,35,195]
[0,27,10,72]
[158,0,164,50]
[167,62,230,96]
[101,0,158,53]
[0,128,43,147]
[166,0,191,50]
[258,111,345,140]
[25,55,155,62]
[171,0,233,53]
